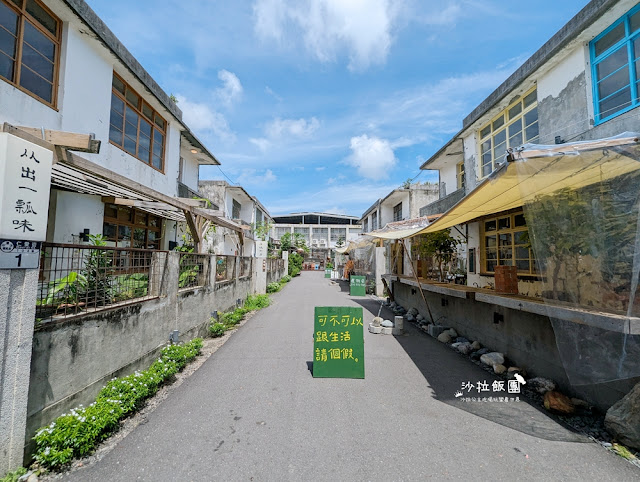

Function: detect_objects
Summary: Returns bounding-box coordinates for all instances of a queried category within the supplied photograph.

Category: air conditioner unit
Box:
[319,239,327,246]
[312,239,319,246]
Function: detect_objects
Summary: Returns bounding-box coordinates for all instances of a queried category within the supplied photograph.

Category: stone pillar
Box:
[282,251,289,276]
[374,246,386,297]
[148,251,167,297]
[0,268,39,473]
[253,255,267,294]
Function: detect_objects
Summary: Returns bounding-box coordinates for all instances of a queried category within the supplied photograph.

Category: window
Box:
[480,210,535,275]
[294,226,310,243]
[331,227,346,242]
[590,4,640,124]
[456,162,465,190]
[371,212,378,230]
[275,226,290,240]
[255,209,263,225]
[231,199,241,219]
[363,219,368,232]
[109,73,166,171]
[468,248,476,274]
[0,0,60,105]
[393,202,403,222]
[103,204,162,249]
[478,88,538,178]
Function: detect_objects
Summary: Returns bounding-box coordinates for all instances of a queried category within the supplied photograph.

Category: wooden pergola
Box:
[3,123,244,253]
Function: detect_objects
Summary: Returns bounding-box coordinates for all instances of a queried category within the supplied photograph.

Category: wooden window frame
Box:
[0,0,61,108]
[103,204,163,250]
[590,3,640,125]
[456,162,465,190]
[477,87,539,179]
[393,202,402,222]
[109,72,167,173]
[479,209,536,276]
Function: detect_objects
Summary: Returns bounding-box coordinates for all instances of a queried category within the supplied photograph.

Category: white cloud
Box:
[422,3,461,25]
[216,70,243,107]
[346,134,397,180]
[253,0,399,71]
[266,117,320,138]
[265,86,283,102]
[236,168,277,185]
[176,95,235,141]
[250,137,271,152]
[315,166,326,171]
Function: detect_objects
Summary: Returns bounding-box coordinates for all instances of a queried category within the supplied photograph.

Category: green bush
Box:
[33,339,203,470]
[266,282,281,293]
[281,275,292,283]
[1,467,27,482]
[209,322,226,337]
[245,294,271,310]
[289,252,303,277]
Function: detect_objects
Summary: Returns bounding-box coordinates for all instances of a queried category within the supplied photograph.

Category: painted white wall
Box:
[440,163,458,197]
[181,158,200,192]
[50,191,104,244]
[538,46,586,101]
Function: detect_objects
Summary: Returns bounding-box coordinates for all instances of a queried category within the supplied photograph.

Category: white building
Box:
[0,0,237,251]
[271,212,361,250]
[198,180,272,256]
[359,183,439,234]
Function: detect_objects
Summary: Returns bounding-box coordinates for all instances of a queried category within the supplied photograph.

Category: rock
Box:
[416,314,425,322]
[529,377,556,394]
[470,347,490,361]
[544,391,575,415]
[456,342,473,355]
[447,328,458,338]
[406,314,415,322]
[390,301,397,308]
[480,352,505,367]
[437,332,452,343]
[507,367,525,379]
[455,337,470,344]
[421,325,429,332]
[605,381,640,450]
[571,398,590,408]
[372,316,383,327]
[451,342,461,348]
[381,320,394,328]
[470,341,481,350]
[381,327,393,335]
[408,307,418,316]
[493,364,507,375]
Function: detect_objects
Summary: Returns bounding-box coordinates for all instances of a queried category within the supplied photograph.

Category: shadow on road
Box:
[349,296,586,443]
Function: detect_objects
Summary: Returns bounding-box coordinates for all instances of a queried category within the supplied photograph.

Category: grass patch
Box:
[612,443,637,460]
[1,467,27,482]
[33,339,203,471]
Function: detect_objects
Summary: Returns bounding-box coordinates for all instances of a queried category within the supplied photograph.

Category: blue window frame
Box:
[590,4,640,124]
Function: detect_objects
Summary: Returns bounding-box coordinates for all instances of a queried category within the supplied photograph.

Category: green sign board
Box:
[313,306,365,379]
[325,269,331,278]
[350,275,366,296]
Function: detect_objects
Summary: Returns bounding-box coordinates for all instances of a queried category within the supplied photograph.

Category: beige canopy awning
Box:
[414,133,640,236]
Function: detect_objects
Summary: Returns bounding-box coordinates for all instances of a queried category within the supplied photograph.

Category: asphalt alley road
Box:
[64,271,638,481]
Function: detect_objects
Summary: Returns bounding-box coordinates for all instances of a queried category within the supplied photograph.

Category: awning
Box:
[414,133,640,236]
[368,215,440,240]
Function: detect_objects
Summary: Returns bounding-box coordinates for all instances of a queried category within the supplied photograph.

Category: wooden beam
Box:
[175,197,207,208]
[101,196,136,206]
[183,210,201,253]
[15,126,101,153]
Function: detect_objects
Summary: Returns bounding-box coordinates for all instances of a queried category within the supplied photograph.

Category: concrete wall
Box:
[392,280,637,411]
[25,252,255,459]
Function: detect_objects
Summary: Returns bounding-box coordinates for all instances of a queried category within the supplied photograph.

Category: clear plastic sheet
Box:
[515,135,640,385]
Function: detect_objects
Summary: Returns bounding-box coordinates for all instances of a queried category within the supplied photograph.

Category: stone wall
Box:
[391,279,639,411]
[25,252,255,458]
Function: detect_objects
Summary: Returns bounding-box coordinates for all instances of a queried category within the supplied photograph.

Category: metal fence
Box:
[215,255,236,283]
[178,253,209,290]
[239,257,252,278]
[37,243,166,321]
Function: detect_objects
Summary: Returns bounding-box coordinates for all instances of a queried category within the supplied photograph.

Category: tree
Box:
[414,229,458,281]
[252,221,273,241]
[279,232,309,254]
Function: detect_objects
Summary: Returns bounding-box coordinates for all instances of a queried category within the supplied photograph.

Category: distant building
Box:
[271,212,361,250]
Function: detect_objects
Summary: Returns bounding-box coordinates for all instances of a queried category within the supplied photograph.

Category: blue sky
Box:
[87,0,588,217]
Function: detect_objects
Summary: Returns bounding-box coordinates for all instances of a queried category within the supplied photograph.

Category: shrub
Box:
[245,294,270,310]
[1,467,27,482]
[209,322,226,337]
[289,252,303,277]
[281,275,292,283]
[266,282,281,293]
[33,339,203,470]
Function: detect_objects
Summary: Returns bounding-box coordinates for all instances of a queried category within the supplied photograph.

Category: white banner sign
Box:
[255,240,268,258]
[0,133,53,241]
